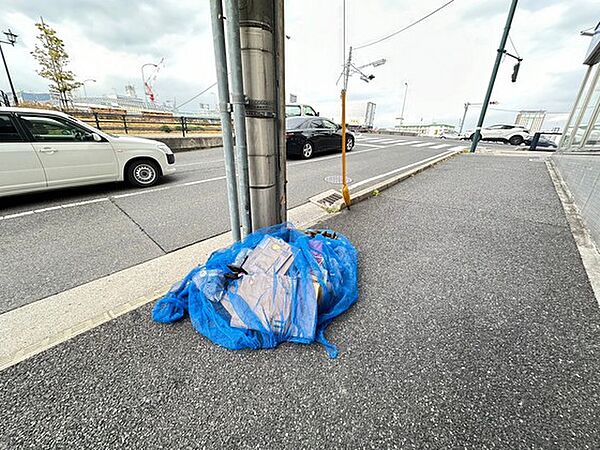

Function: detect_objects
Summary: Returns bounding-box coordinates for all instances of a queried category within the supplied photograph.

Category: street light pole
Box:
[470,0,519,152]
[400,81,408,125]
[81,78,96,98]
[459,102,470,135]
[0,29,19,106]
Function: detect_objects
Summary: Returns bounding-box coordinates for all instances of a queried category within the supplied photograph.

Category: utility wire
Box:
[508,35,520,58]
[355,0,456,50]
[178,81,218,109]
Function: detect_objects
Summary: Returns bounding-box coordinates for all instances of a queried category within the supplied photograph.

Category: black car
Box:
[286,117,355,159]
[524,135,558,149]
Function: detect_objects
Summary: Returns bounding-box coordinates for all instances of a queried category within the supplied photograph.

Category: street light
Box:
[400,81,409,126]
[81,78,96,98]
[459,100,499,135]
[0,28,19,106]
[338,46,386,206]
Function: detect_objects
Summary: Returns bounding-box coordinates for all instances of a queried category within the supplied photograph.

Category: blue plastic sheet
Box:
[152,223,358,357]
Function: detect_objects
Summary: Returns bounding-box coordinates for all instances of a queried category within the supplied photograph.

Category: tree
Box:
[31,19,81,109]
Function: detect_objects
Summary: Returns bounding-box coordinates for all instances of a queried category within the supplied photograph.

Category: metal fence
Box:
[70,112,221,137]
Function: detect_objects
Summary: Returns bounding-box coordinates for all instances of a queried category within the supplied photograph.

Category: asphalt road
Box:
[0,134,464,313]
[1,154,596,449]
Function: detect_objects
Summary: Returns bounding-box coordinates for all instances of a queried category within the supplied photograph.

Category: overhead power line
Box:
[508,35,520,58]
[355,0,456,50]
[178,81,218,109]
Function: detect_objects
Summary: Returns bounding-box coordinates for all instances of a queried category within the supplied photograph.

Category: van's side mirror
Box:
[316,112,320,116]
[92,133,102,142]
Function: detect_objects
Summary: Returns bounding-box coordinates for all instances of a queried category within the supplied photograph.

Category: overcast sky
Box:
[2,0,598,129]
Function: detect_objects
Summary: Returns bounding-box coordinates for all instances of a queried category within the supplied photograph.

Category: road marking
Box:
[348,149,456,191]
[398,140,422,145]
[355,142,384,148]
[176,159,223,167]
[0,177,227,222]
[359,138,389,143]
[412,142,438,147]
[429,143,452,149]
[376,139,405,144]
[0,143,452,222]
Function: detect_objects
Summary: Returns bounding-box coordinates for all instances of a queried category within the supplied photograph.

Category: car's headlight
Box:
[157,143,173,154]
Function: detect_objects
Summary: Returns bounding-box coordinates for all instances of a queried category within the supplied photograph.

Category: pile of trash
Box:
[152,223,358,357]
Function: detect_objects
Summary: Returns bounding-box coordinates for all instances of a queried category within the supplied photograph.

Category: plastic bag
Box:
[152,223,358,357]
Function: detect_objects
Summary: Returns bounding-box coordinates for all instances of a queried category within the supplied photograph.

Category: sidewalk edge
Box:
[546,159,600,305]
[0,202,331,372]
[335,148,464,211]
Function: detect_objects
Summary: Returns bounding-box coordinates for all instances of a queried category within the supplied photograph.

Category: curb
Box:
[330,148,464,212]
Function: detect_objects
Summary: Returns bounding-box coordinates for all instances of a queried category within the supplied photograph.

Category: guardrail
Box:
[70,112,222,137]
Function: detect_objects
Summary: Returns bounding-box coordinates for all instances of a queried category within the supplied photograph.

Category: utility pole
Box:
[223,0,252,237]
[239,0,286,229]
[470,0,518,152]
[209,0,241,241]
[0,29,19,106]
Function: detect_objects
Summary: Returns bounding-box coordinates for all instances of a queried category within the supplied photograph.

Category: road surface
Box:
[0,134,464,313]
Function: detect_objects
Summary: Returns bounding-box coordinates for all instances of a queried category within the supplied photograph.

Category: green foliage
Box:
[160,125,173,133]
[31,20,82,109]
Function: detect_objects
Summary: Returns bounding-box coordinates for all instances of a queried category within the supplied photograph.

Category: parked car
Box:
[524,135,558,149]
[439,132,461,139]
[286,116,354,159]
[465,124,530,145]
[0,107,176,198]
[285,103,319,117]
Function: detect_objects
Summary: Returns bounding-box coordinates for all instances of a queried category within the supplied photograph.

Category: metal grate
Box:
[309,189,343,209]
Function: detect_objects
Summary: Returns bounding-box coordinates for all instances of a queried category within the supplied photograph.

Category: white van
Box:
[0,107,176,198]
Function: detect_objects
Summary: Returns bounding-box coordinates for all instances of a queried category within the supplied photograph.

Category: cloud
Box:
[0,0,596,129]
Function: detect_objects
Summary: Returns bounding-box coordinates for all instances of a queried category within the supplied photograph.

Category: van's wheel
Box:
[509,135,524,146]
[127,160,160,187]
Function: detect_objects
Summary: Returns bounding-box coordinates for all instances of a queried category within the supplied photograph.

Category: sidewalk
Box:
[1,153,599,449]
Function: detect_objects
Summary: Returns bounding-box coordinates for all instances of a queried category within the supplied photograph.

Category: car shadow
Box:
[0,175,181,212]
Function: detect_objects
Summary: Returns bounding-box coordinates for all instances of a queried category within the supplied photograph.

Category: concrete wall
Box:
[144,135,223,152]
[553,154,600,246]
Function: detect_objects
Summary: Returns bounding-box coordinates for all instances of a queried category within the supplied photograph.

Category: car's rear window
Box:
[286,117,308,129]
[0,115,22,142]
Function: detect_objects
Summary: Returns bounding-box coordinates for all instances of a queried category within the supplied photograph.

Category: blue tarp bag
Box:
[152,223,358,357]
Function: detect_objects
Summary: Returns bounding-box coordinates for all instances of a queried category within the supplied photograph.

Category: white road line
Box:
[355,142,384,148]
[398,140,422,145]
[348,149,456,190]
[376,139,404,144]
[0,176,228,222]
[429,143,452,149]
[359,138,389,143]
[0,143,456,223]
[448,145,466,152]
[412,142,438,147]
[177,159,223,167]
[60,197,110,208]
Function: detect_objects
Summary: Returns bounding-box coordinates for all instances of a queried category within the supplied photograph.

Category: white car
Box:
[285,103,319,117]
[0,107,176,198]
[466,124,530,145]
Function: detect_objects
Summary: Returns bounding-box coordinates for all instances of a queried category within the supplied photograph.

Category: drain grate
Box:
[309,189,344,209]
[324,175,353,184]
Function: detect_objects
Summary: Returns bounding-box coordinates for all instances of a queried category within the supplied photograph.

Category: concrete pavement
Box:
[1,152,598,448]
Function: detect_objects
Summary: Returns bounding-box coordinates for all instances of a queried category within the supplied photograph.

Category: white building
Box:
[395,123,456,137]
[515,110,546,133]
